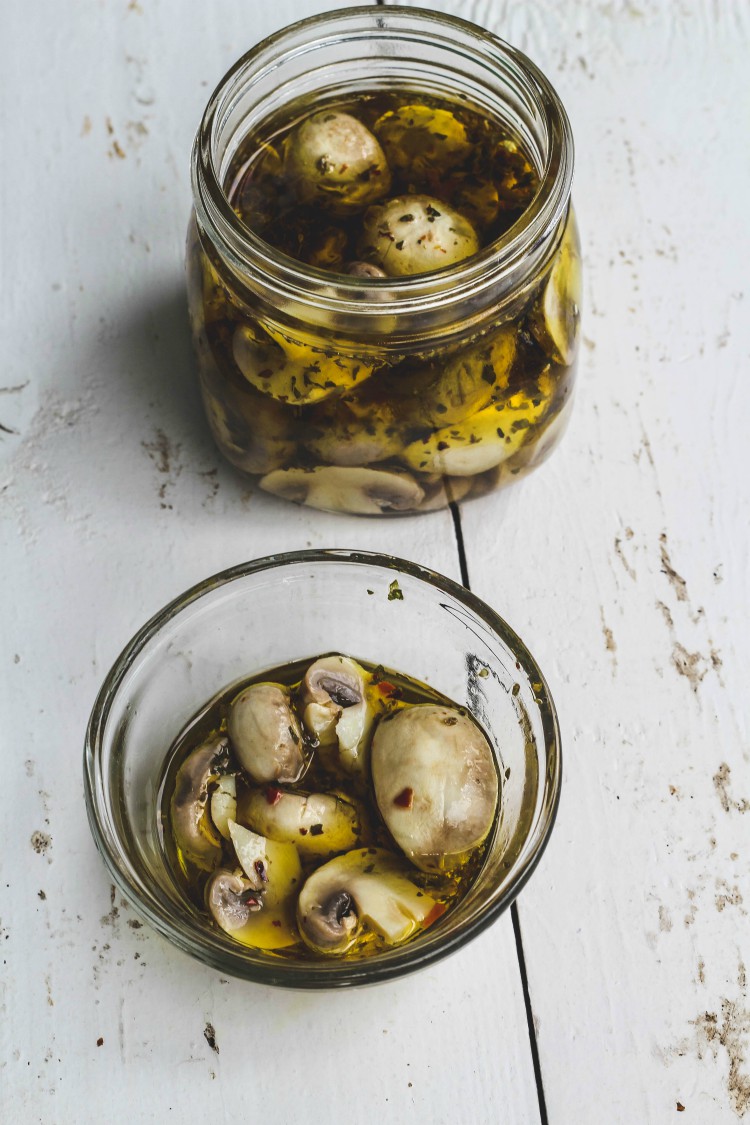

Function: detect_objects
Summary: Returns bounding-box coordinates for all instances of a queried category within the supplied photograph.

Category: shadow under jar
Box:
[188,6,580,516]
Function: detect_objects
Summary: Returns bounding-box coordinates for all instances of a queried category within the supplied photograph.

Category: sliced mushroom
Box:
[305,399,403,467]
[228,682,306,784]
[358,195,479,277]
[530,213,582,366]
[371,704,499,872]
[420,327,517,427]
[239,787,361,858]
[415,475,473,512]
[233,323,374,406]
[170,735,229,872]
[210,774,237,841]
[297,848,445,955]
[259,465,424,515]
[207,821,303,950]
[373,104,471,178]
[402,369,555,477]
[283,110,391,213]
[301,655,375,773]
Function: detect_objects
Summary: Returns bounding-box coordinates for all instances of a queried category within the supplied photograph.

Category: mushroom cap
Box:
[296,847,445,955]
[358,195,479,277]
[239,787,361,858]
[284,111,391,213]
[170,735,229,871]
[373,104,471,178]
[228,682,306,784]
[371,704,499,872]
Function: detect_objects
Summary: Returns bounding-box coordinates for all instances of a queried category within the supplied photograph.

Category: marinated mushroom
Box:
[239,787,361,858]
[259,465,424,514]
[228,682,306,784]
[530,217,582,365]
[344,261,388,279]
[371,704,499,872]
[210,774,237,841]
[358,195,479,277]
[402,369,555,477]
[170,735,229,871]
[283,110,391,213]
[297,847,445,955]
[233,323,374,406]
[304,399,404,466]
[301,655,375,773]
[373,104,471,178]
[207,821,303,949]
[206,869,263,931]
[419,327,517,426]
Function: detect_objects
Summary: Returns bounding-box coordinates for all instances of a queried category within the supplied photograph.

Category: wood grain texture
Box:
[387,0,750,1119]
[0,3,540,1122]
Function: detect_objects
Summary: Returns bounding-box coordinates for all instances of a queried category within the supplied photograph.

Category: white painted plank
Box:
[389,0,750,1120]
[0,3,540,1122]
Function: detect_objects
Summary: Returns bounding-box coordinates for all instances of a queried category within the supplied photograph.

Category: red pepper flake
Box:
[265,786,282,805]
[377,680,397,695]
[299,827,308,836]
[423,902,447,928]
[254,860,268,883]
[393,787,414,809]
[272,919,281,928]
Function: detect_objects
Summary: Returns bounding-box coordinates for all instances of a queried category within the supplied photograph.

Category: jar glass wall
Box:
[187,6,580,515]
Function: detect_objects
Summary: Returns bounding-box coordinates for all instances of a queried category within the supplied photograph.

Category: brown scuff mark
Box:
[100,884,120,927]
[657,600,674,629]
[45,974,54,1007]
[31,830,51,856]
[715,880,744,913]
[713,764,750,815]
[142,428,183,509]
[600,607,617,666]
[659,905,673,933]
[614,527,636,581]
[672,643,707,692]
[684,889,697,928]
[81,116,92,137]
[660,532,688,603]
[698,959,706,984]
[692,1001,750,1116]
[204,1023,219,1054]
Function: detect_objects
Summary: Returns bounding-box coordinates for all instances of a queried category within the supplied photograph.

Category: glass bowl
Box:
[84,551,561,988]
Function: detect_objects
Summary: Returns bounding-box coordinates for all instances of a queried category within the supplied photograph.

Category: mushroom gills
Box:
[371,704,499,872]
[239,787,361,857]
[206,821,303,950]
[170,735,229,872]
[228,681,307,784]
[297,848,445,955]
[301,655,376,773]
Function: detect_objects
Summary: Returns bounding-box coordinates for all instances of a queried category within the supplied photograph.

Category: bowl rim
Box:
[84,549,561,988]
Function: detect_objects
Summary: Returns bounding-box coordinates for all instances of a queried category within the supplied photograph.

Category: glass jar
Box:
[188,6,580,516]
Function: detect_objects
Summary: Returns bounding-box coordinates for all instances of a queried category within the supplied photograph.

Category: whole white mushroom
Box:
[284,111,391,214]
[358,195,479,277]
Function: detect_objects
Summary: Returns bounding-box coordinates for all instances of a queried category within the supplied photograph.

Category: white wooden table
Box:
[2,2,748,1121]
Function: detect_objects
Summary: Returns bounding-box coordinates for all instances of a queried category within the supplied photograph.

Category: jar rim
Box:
[191,4,574,326]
